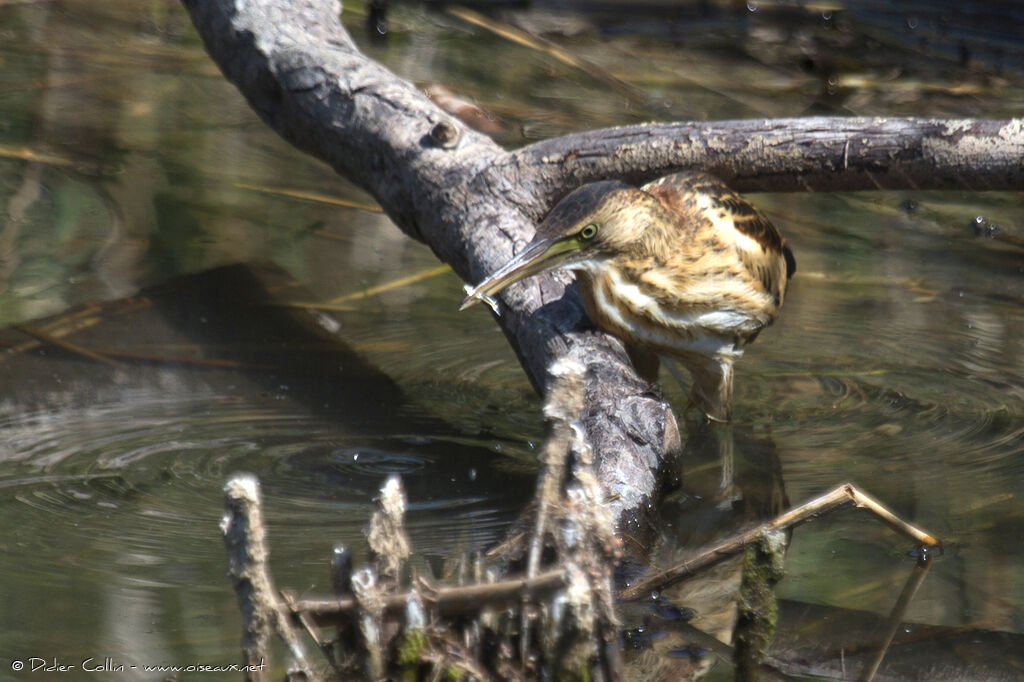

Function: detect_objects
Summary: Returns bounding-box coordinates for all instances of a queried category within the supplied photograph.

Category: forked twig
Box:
[617,483,940,602]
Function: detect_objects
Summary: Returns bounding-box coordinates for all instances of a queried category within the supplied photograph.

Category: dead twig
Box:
[233,182,382,212]
[446,6,648,105]
[292,568,568,626]
[618,483,940,602]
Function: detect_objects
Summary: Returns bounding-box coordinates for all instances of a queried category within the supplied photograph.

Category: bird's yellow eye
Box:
[580,223,599,240]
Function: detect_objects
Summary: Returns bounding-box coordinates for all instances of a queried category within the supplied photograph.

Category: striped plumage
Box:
[461,172,795,422]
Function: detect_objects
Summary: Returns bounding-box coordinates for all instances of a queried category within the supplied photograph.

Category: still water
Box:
[0,0,1022,679]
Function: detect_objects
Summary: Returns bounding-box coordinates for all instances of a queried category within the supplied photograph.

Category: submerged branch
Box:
[857,554,936,682]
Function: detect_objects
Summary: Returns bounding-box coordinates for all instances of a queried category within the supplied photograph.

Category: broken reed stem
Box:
[847,485,941,547]
[352,568,386,680]
[446,6,648,104]
[367,476,411,585]
[222,474,315,682]
[618,483,940,602]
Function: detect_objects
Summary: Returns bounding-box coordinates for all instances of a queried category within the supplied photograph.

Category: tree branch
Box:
[513,117,1024,200]
[181,0,1021,528]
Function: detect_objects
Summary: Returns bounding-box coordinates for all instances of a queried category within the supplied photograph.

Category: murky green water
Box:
[1,1,1022,679]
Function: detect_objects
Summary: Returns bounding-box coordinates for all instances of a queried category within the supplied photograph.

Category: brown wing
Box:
[642,172,795,305]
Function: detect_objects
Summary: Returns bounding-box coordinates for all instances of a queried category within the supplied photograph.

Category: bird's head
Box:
[460,180,650,310]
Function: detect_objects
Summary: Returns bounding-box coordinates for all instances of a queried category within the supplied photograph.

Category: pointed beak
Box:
[459,237,576,311]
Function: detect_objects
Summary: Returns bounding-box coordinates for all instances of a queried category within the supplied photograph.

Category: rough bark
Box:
[515,117,1024,200]
[181,0,1022,527]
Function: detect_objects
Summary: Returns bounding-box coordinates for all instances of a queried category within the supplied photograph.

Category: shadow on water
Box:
[0,262,535,553]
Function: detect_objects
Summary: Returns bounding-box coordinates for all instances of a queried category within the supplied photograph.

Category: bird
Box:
[460,172,795,422]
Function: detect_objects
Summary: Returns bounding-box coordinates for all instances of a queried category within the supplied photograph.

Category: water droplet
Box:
[970,215,999,237]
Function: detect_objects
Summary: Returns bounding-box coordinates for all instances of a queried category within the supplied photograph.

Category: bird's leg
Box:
[688,356,734,424]
[661,355,738,499]
[625,343,661,383]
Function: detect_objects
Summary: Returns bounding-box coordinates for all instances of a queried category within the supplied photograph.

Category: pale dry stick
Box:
[446,6,649,104]
[281,264,452,312]
[0,143,74,166]
[222,475,317,682]
[233,182,383,212]
[618,483,940,602]
[327,265,452,305]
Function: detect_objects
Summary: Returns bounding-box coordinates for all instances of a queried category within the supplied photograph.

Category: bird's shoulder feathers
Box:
[642,172,796,298]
